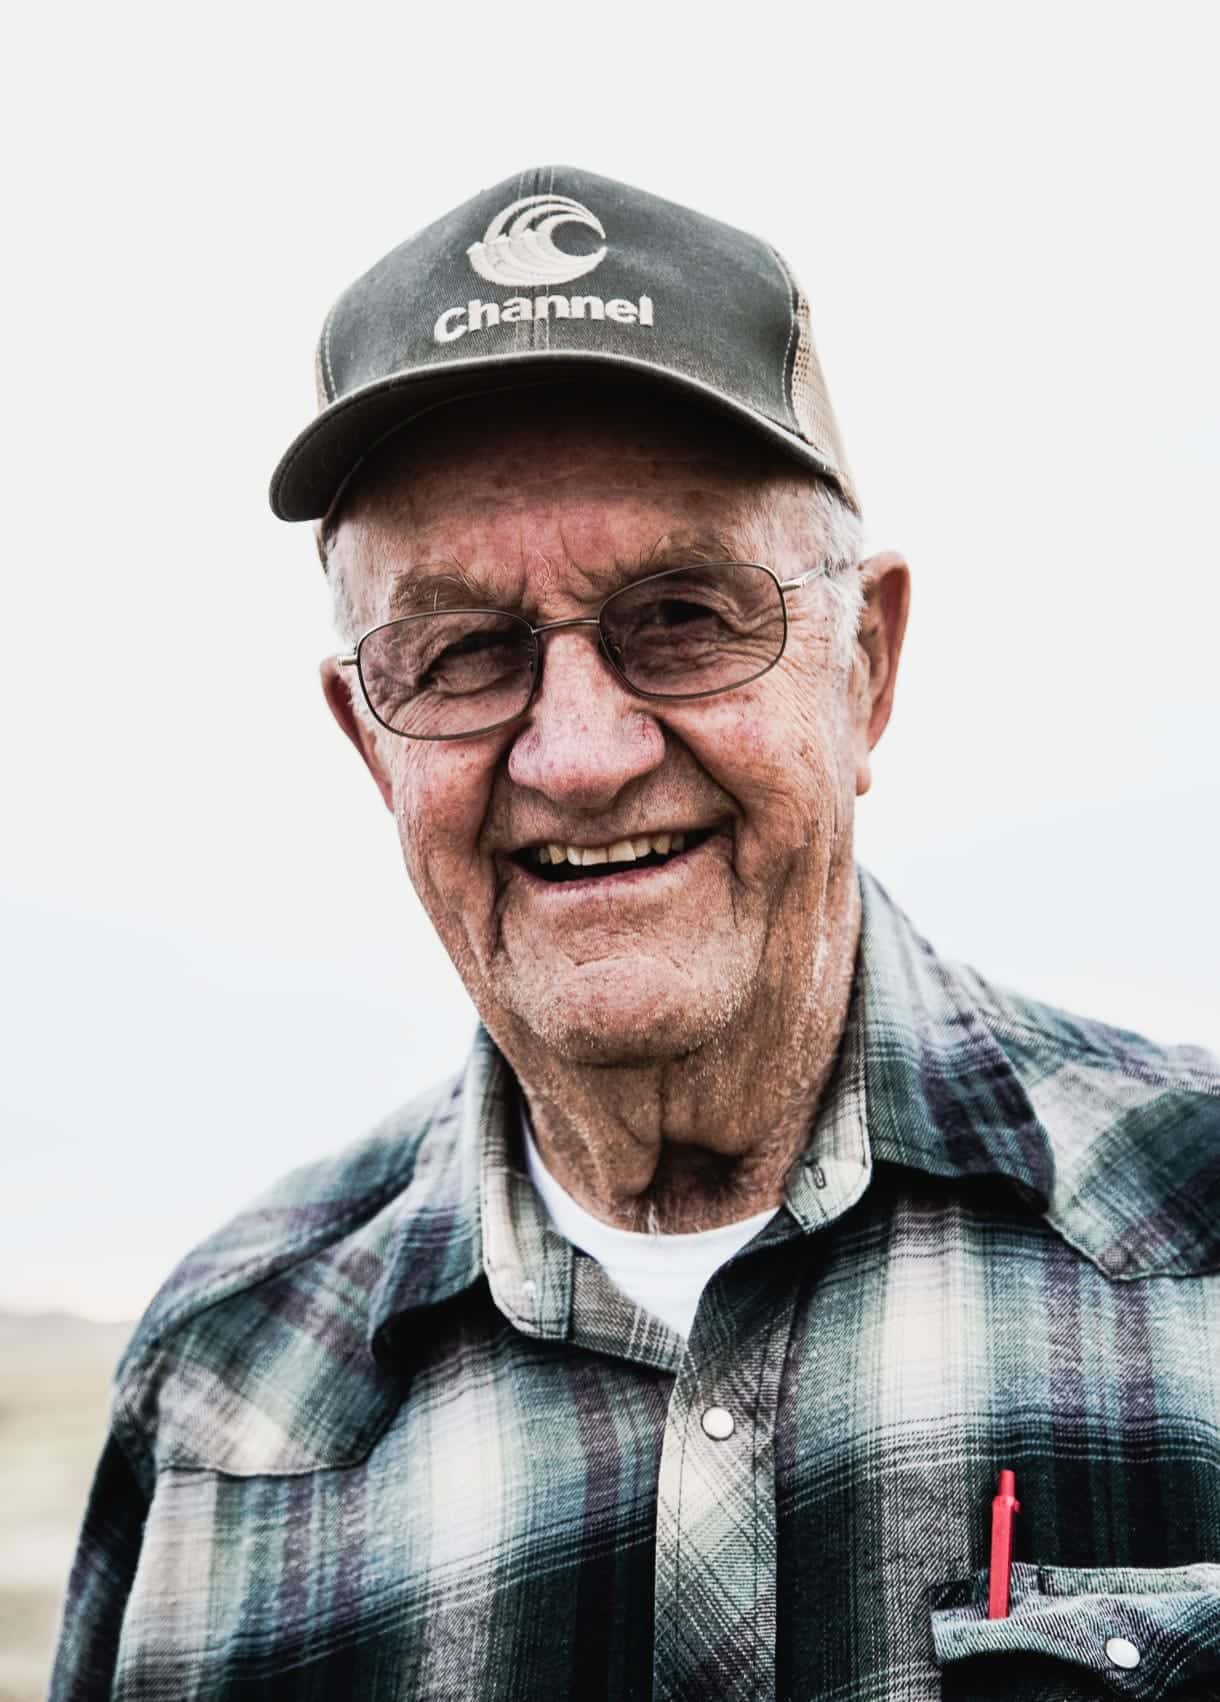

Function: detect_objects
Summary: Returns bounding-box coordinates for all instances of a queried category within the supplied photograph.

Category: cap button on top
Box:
[1105,1636,1140,1670]
[701,1406,735,1441]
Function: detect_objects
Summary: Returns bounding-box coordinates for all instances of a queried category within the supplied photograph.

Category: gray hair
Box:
[795,480,866,661]
[325,476,865,662]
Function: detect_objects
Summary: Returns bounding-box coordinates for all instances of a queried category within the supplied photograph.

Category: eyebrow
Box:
[386,567,498,619]
[384,531,754,620]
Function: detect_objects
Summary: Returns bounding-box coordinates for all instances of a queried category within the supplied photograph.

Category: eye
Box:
[357,612,536,737]
[420,627,531,696]
[616,592,737,654]
[599,564,786,697]
[649,595,727,631]
[421,627,505,677]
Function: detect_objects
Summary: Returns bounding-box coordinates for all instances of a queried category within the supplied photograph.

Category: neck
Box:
[502,874,862,1234]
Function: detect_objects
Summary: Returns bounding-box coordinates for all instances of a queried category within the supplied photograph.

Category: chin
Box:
[499,958,746,1067]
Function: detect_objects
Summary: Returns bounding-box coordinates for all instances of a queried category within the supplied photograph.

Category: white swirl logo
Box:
[466,194,607,288]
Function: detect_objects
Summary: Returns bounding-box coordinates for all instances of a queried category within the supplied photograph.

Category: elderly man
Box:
[54,169,1219,1701]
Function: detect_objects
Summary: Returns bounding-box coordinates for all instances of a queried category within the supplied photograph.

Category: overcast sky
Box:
[4,1,1217,1321]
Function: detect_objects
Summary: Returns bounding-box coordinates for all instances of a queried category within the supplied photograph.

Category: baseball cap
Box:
[268,165,858,522]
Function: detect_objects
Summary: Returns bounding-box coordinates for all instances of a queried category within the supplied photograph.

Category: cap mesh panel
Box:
[791,293,859,513]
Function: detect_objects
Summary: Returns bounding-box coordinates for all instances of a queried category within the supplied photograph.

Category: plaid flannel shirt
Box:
[51,869,1220,1701]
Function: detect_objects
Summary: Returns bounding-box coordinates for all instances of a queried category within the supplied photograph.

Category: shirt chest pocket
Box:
[928,1564,1220,1701]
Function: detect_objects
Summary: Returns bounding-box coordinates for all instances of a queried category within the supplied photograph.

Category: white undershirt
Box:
[522,1120,778,1340]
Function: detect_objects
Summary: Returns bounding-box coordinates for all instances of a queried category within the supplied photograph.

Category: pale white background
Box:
[4,1,1217,1321]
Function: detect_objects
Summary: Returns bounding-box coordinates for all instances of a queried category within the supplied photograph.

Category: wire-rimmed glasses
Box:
[338,560,831,741]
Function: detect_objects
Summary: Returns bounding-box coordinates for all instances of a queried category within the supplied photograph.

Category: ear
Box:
[320,656,395,812]
[852,549,911,797]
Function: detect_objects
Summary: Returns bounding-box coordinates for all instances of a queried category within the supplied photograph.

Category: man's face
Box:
[324,392,905,1069]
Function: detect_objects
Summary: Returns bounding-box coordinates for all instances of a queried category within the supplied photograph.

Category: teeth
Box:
[534,831,697,869]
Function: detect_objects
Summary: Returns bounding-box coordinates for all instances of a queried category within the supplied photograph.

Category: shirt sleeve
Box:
[47,1427,151,1701]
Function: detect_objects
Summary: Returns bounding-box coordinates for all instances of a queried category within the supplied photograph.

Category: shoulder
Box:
[956,960,1220,1276]
[956,959,1220,1100]
[111,1069,467,1478]
[123,1069,464,1356]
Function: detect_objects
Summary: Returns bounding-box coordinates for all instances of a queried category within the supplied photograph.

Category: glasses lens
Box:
[358,611,536,738]
[601,563,786,697]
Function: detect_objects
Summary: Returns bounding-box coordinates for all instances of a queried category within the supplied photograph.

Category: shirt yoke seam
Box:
[115,1164,423,1432]
[976,1005,1220,1098]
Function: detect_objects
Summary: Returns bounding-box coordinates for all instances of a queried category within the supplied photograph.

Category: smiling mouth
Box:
[513,827,716,884]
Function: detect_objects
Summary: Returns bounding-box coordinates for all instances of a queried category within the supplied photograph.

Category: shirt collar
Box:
[367,1042,500,1363]
[850,867,1056,1202]
[370,863,1214,1356]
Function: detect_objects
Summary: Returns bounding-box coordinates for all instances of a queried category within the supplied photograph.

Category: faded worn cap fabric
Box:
[268,164,858,522]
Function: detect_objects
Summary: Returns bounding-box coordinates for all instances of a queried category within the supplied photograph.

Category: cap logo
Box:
[467,194,607,288]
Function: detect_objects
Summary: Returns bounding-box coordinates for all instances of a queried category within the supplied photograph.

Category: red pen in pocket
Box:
[987,1469,1020,1619]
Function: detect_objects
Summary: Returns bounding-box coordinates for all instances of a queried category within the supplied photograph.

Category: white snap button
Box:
[521,1278,537,1301]
[1105,1636,1140,1670]
[701,1405,735,1440]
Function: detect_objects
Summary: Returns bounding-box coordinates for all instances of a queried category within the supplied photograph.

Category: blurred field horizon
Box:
[0,1311,133,1702]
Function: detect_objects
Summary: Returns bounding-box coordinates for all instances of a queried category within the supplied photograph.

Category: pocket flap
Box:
[928,1563,1220,1698]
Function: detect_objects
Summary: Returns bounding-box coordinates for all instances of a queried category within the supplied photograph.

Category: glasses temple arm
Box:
[777,561,836,594]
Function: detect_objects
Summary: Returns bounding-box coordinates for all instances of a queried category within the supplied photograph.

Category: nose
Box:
[506,625,666,809]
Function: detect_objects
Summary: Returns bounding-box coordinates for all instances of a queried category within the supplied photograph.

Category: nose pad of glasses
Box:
[600,632,626,672]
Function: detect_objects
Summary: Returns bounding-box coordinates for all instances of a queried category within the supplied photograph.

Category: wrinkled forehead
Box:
[324,385,810,607]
